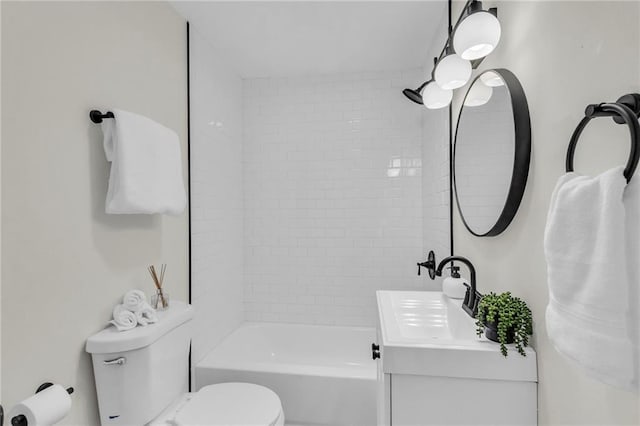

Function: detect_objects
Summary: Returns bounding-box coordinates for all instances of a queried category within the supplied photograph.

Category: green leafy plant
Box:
[475,292,533,357]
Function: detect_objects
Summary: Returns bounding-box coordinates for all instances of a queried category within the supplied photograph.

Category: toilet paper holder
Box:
[0,382,74,426]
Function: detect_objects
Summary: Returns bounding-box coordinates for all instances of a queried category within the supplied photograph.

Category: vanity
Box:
[374,291,537,426]
[382,61,537,424]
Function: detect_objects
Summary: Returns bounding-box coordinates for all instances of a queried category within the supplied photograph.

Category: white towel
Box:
[101,109,186,215]
[110,304,138,332]
[544,166,635,390]
[122,289,147,313]
[135,303,158,326]
[623,177,640,391]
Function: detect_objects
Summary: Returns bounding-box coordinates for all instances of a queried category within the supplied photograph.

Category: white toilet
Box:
[86,301,285,426]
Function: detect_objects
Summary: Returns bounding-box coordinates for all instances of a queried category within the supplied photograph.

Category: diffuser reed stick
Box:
[148,264,168,308]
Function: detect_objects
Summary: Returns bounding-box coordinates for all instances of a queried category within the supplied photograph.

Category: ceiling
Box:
[171,1,448,78]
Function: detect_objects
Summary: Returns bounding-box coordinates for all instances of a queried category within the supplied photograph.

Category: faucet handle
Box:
[416,251,437,279]
[462,282,470,301]
[461,284,482,318]
[471,291,482,318]
[426,250,436,279]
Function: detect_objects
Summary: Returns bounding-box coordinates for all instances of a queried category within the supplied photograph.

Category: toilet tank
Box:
[86,301,194,426]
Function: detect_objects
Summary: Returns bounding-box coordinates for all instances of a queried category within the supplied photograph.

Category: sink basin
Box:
[382,290,477,343]
[376,291,537,382]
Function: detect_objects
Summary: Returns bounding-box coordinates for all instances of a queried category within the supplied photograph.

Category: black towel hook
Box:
[89,110,114,124]
[565,93,640,183]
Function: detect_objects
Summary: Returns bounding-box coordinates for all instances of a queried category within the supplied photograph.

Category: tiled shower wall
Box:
[422,19,451,286]
[422,101,450,279]
[243,70,427,326]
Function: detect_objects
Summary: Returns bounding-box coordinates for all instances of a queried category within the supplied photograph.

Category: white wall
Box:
[243,70,425,326]
[452,1,640,424]
[1,2,188,424]
[189,26,244,365]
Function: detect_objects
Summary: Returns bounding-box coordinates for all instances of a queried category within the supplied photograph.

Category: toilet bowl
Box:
[150,383,285,426]
[86,301,284,426]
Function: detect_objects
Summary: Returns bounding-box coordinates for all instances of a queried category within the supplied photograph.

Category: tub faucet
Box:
[416,251,435,277]
[419,250,481,318]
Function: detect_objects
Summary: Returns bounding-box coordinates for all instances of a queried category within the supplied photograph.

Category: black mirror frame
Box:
[453,68,531,237]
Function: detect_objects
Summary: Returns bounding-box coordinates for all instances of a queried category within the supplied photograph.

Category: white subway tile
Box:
[243,69,427,326]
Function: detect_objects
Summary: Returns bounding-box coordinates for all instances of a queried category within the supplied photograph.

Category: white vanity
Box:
[375,291,537,426]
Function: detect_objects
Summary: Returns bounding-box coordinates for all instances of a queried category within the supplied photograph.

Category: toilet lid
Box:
[175,383,283,426]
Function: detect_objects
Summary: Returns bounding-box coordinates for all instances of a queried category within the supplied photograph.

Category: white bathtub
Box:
[195,322,377,426]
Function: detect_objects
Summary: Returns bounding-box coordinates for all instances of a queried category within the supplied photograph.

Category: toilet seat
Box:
[153,383,284,426]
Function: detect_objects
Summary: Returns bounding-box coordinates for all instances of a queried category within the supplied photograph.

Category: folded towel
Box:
[110,304,138,332]
[123,289,147,313]
[101,109,186,215]
[544,166,634,390]
[135,303,158,326]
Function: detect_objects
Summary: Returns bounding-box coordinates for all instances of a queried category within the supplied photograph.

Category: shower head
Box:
[403,81,429,105]
[403,88,424,105]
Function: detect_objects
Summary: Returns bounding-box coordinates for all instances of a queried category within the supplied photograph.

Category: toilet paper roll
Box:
[8,384,72,426]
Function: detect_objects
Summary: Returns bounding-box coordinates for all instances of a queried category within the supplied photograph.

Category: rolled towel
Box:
[135,303,158,326]
[123,289,147,312]
[110,304,138,332]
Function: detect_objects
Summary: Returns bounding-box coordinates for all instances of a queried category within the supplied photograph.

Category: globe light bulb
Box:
[453,10,501,60]
[480,70,504,87]
[434,54,472,90]
[464,80,493,107]
[421,81,453,109]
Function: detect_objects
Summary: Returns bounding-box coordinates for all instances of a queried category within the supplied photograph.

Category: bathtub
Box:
[195,322,378,426]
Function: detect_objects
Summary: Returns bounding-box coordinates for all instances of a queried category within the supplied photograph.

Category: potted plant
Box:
[475,291,533,357]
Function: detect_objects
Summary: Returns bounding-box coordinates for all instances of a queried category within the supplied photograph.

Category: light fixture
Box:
[434,48,472,90]
[421,81,453,109]
[463,80,493,107]
[453,1,501,60]
[402,0,501,109]
[480,70,504,87]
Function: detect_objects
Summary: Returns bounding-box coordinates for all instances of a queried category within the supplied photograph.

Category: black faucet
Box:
[417,250,481,318]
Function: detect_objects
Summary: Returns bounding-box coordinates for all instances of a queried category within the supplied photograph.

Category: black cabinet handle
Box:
[372,343,381,360]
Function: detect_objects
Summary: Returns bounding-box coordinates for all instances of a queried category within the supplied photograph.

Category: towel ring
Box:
[566,94,640,183]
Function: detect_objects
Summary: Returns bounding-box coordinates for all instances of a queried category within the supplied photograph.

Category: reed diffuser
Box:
[148,264,169,310]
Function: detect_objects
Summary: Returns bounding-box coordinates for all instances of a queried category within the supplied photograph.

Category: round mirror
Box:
[454,68,531,237]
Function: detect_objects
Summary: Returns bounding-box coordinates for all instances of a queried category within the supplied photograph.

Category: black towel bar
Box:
[89,110,114,124]
[565,93,640,183]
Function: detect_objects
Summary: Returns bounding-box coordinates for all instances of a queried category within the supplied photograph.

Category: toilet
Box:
[86,301,284,426]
